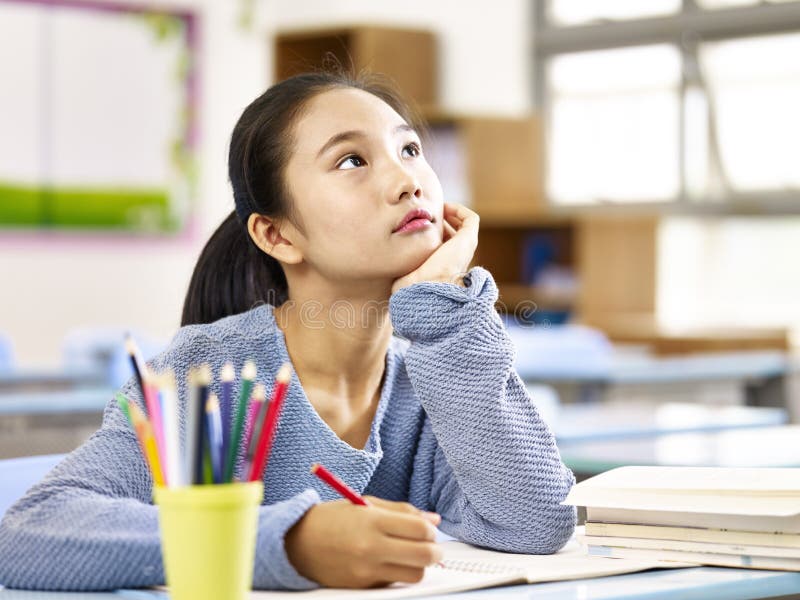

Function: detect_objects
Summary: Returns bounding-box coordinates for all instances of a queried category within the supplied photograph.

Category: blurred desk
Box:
[560,425,800,477]
[0,367,106,393]
[551,401,787,444]
[517,350,789,407]
[0,388,112,415]
[0,388,111,459]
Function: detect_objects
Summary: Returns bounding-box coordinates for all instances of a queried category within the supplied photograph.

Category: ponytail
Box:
[181,211,288,326]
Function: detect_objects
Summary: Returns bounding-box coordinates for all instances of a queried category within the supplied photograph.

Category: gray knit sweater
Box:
[0,267,576,591]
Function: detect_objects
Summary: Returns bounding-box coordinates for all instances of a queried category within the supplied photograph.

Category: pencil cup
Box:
[154,482,263,600]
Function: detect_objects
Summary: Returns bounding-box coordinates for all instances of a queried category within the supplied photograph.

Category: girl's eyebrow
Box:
[316,124,416,160]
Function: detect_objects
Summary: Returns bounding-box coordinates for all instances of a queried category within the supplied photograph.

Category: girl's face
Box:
[283,87,444,286]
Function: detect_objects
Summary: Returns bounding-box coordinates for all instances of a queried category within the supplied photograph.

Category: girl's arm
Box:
[0,351,322,591]
[391,266,577,554]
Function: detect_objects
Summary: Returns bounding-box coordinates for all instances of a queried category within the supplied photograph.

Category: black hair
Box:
[181,69,426,326]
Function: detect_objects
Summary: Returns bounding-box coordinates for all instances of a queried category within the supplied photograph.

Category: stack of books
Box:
[564,466,800,570]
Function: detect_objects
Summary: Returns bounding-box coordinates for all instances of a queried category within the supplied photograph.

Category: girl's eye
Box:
[402,142,421,158]
[336,155,366,170]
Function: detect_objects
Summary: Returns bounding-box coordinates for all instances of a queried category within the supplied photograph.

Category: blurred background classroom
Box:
[1,0,800,490]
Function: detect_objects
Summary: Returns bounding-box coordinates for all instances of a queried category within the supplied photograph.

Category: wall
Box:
[0,0,533,366]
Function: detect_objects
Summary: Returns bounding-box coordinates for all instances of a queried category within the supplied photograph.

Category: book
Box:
[587,545,800,571]
[244,532,688,599]
[585,522,800,549]
[585,507,800,534]
[582,534,800,559]
[564,466,800,534]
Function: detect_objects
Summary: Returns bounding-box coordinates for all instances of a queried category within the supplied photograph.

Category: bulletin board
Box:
[0,0,199,233]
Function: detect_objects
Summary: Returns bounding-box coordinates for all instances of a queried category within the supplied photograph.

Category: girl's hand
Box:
[285,496,443,588]
[391,203,479,294]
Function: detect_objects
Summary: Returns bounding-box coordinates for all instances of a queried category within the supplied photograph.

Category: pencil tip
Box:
[253,383,266,400]
[221,362,235,382]
[197,363,212,385]
[277,363,292,382]
[310,463,319,474]
[242,360,257,380]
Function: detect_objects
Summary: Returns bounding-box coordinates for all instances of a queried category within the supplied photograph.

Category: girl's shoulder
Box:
[173,303,276,345]
[150,304,277,372]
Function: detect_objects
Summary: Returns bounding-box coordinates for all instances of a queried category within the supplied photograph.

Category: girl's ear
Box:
[247,213,304,265]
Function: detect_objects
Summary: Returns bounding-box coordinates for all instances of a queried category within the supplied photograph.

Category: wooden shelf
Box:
[496,283,576,311]
[274,26,437,108]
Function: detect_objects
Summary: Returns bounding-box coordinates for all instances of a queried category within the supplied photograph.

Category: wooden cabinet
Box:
[274,26,437,109]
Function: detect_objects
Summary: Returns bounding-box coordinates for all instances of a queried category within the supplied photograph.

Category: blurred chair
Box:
[0,333,13,369]
[0,453,64,518]
[62,328,166,389]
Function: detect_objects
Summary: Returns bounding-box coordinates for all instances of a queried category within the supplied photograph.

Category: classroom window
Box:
[698,33,800,195]
[658,217,800,342]
[546,0,681,27]
[547,45,681,204]
[537,0,800,210]
[697,0,798,8]
[0,0,198,233]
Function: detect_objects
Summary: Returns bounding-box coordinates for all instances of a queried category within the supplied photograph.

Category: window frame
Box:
[533,0,800,215]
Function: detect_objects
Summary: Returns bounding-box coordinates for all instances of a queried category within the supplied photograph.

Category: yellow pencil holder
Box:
[154,482,263,600]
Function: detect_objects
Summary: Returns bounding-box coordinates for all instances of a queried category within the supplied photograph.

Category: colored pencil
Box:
[194,365,211,484]
[240,383,267,479]
[124,334,149,414]
[127,399,165,487]
[159,370,182,488]
[116,392,133,425]
[142,376,167,483]
[206,393,224,484]
[220,362,235,478]
[224,361,256,483]
[310,463,368,506]
[248,364,291,482]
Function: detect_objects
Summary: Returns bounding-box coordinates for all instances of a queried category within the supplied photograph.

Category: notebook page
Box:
[439,535,688,583]
[248,531,684,598]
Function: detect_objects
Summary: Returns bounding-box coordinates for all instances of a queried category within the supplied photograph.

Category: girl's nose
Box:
[389,164,422,205]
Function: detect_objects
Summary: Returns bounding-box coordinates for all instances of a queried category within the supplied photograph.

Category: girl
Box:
[0,71,576,591]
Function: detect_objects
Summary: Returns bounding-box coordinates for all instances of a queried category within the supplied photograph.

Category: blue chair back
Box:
[0,454,65,519]
[0,333,13,368]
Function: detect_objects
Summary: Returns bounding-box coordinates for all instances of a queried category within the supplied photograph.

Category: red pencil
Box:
[247,364,292,482]
[310,463,369,506]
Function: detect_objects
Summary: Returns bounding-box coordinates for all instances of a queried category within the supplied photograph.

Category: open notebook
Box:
[247,529,689,599]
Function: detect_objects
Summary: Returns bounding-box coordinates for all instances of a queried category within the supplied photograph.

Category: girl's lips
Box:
[393,218,433,234]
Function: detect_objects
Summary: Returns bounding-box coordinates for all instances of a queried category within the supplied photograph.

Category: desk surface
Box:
[560,425,800,476]
[430,567,800,599]
[2,566,800,599]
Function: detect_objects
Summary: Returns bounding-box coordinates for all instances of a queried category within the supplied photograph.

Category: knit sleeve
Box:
[0,332,321,591]
[391,266,576,554]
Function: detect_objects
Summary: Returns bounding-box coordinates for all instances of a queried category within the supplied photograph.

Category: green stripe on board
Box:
[0,182,178,231]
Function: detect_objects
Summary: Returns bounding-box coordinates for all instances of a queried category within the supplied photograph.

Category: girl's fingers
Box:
[443,220,458,240]
[443,204,465,226]
[444,202,478,222]
[376,511,437,541]
[372,564,427,586]
[381,538,443,568]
